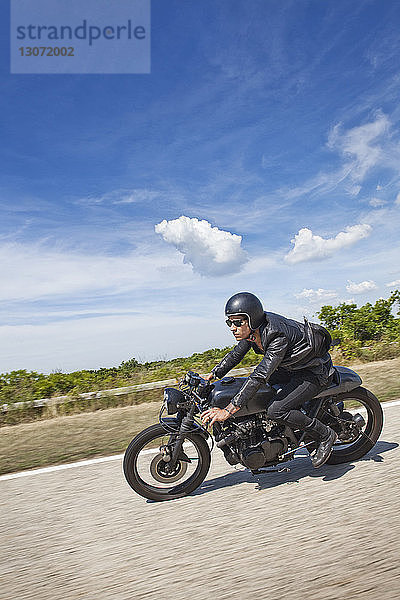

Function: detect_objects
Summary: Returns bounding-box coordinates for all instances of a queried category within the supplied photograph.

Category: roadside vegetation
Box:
[0,348,257,405]
[317,289,400,362]
[0,348,262,425]
[1,356,399,476]
[1,291,399,427]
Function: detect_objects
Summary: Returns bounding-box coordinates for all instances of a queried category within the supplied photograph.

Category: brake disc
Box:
[149,453,188,483]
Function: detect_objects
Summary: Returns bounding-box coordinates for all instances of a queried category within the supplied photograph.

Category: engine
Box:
[215,414,288,470]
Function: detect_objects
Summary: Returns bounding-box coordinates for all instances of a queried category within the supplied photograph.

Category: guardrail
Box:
[0,366,255,413]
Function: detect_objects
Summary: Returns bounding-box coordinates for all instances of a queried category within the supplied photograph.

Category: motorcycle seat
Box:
[314,366,362,398]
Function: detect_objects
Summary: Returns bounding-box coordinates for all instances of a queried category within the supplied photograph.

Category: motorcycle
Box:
[123,366,383,501]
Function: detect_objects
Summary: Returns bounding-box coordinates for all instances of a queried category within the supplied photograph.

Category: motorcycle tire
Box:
[123,423,211,501]
[327,387,384,465]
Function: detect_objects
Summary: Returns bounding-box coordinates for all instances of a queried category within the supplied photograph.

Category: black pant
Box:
[267,368,330,430]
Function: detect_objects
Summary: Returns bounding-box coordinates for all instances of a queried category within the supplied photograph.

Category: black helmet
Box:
[225,292,265,330]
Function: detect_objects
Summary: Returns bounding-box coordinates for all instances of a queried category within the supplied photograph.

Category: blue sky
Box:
[1,0,400,373]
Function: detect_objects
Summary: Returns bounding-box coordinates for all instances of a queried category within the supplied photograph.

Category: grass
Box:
[1,357,399,476]
[0,402,161,475]
[0,387,164,426]
[352,358,400,401]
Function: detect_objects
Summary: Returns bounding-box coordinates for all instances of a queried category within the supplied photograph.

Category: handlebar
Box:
[184,371,203,387]
[183,371,212,399]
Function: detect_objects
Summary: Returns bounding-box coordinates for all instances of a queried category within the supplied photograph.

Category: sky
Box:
[1,0,400,373]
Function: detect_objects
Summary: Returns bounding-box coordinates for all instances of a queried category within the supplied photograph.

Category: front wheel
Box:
[123,423,211,501]
[326,387,383,465]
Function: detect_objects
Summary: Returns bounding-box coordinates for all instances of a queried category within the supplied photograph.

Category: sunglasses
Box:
[226,318,247,327]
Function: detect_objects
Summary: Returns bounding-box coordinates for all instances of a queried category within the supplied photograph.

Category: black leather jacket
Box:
[212,311,334,408]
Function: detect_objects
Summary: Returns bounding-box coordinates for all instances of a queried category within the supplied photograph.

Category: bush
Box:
[317,290,400,361]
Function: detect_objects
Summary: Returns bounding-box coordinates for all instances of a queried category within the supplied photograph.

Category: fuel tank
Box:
[210,377,275,417]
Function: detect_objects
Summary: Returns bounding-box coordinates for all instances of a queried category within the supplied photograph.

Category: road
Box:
[1,403,400,600]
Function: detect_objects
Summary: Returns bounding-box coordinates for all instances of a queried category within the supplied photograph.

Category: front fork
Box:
[169,404,198,468]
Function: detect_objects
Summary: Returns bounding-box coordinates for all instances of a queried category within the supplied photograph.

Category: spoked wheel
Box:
[123,424,211,501]
[326,387,383,465]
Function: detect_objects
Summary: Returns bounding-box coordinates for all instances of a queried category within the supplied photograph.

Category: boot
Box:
[305,418,338,469]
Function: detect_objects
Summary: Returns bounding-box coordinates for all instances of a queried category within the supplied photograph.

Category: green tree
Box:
[317,291,400,343]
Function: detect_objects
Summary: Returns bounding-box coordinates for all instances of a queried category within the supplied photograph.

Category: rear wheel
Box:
[325,387,383,465]
[123,423,211,501]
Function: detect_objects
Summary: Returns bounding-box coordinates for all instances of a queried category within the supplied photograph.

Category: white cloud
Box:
[155,215,248,276]
[328,112,390,182]
[113,189,162,204]
[285,224,372,264]
[346,280,378,294]
[395,192,400,205]
[386,279,400,287]
[79,188,160,205]
[241,254,277,274]
[369,197,386,208]
[277,114,397,205]
[349,185,362,196]
[295,288,338,302]
[0,241,186,302]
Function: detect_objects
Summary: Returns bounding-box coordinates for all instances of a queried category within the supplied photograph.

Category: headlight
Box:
[164,387,186,414]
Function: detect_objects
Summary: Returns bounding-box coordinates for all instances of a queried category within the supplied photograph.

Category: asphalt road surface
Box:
[1,402,400,600]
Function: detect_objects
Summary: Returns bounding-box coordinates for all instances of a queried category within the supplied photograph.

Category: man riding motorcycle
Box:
[201,292,338,468]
